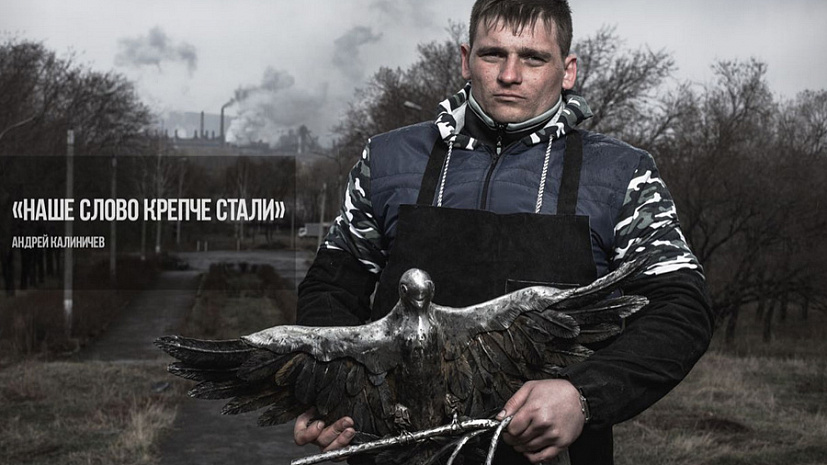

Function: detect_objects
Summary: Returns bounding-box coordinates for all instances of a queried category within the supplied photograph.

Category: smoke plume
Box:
[332,26,383,82]
[369,0,439,29]
[115,26,198,74]
[225,67,327,147]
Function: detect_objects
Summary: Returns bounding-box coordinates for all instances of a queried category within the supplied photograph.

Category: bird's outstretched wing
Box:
[155,312,409,436]
[433,259,644,355]
[432,260,648,418]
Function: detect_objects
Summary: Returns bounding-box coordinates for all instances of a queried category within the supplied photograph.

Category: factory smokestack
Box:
[200,111,205,138]
[220,100,234,145]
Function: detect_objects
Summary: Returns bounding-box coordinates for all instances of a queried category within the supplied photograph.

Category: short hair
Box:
[469,0,573,59]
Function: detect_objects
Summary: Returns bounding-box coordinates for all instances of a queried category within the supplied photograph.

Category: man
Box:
[293,0,714,464]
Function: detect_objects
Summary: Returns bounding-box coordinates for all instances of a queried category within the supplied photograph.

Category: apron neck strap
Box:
[557,130,583,215]
[415,131,584,213]
[416,138,449,206]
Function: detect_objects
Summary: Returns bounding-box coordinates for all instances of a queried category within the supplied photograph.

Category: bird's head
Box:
[399,268,435,314]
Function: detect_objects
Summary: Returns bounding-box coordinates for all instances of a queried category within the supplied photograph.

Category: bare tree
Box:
[0,39,72,144]
[573,26,676,145]
[333,22,466,168]
[652,59,827,343]
[0,37,151,294]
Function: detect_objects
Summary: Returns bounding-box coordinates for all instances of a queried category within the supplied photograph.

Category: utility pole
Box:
[110,149,117,281]
[316,182,327,250]
[155,137,162,255]
[64,129,74,339]
[176,157,187,247]
[290,196,295,251]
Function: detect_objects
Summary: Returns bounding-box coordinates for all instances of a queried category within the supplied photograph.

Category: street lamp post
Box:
[155,137,163,255]
[403,100,424,112]
[110,149,117,281]
[64,129,74,339]
[316,183,327,251]
[176,157,187,247]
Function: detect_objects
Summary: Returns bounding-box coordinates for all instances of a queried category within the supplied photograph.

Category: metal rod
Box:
[291,418,502,465]
[446,429,488,465]
[485,416,511,465]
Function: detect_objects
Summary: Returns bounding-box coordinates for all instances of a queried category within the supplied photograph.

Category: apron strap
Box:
[416,138,449,206]
[557,130,583,215]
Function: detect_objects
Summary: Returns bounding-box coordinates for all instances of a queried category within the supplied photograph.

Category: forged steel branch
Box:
[291,418,509,465]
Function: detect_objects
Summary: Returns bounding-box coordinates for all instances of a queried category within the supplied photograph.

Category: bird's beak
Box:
[402,281,433,312]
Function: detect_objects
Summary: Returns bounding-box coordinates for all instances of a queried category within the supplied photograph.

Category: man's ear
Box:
[562,54,577,90]
[461,43,472,81]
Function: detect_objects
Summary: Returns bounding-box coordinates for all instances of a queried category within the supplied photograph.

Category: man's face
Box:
[461,18,577,124]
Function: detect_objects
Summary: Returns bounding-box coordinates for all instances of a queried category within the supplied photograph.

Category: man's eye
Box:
[479,51,503,60]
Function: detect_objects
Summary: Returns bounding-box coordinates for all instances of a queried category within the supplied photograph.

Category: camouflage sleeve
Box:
[611,152,703,278]
[321,141,387,275]
[561,151,713,428]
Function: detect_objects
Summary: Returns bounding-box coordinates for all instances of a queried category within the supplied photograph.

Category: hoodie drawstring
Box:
[436,140,455,207]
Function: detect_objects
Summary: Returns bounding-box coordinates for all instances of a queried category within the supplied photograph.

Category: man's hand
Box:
[293,409,356,453]
[496,379,585,464]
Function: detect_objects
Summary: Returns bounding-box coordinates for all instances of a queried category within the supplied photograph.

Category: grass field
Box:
[0,360,187,465]
[615,311,827,465]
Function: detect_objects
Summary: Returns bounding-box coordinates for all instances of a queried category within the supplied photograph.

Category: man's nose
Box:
[498,55,522,85]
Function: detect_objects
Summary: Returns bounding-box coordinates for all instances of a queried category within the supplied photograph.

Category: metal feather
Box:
[257,393,309,426]
[566,295,649,324]
[238,351,293,381]
[576,323,623,344]
[294,358,318,404]
[167,362,237,382]
[346,363,367,397]
[316,362,348,416]
[222,386,285,415]
[274,353,307,386]
[189,379,258,400]
[156,336,254,367]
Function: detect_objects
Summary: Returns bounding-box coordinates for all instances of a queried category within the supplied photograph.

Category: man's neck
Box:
[462,92,562,149]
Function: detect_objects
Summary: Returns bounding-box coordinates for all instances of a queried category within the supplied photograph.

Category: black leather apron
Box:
[370,131,614,464]
[374,131,596,314]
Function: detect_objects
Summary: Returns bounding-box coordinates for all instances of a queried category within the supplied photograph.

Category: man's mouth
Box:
[493,93,524,101]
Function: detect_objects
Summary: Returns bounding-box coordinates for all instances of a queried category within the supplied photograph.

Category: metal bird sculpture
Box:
[156,261,647,464]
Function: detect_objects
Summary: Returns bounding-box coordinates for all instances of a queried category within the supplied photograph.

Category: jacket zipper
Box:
[480,124,507,210]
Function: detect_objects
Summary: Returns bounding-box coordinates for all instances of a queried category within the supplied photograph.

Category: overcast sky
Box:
[3,0,826,146]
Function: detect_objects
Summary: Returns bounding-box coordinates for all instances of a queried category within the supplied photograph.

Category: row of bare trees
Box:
[315,25,827,344]
[0,38,153,296]
[650,62,827,343]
